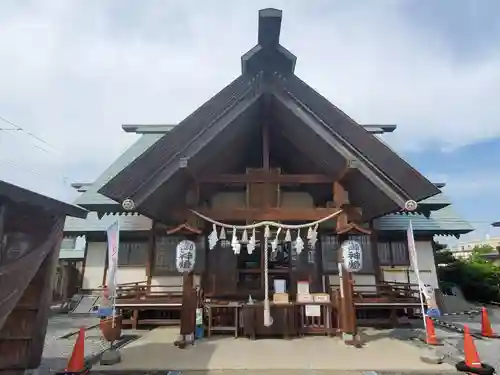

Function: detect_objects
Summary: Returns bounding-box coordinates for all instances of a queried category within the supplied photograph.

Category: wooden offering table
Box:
[296,302,335,336]
[206,302,242,338]
[242,302,296,339]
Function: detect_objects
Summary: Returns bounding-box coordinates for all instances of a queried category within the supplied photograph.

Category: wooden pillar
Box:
[334,181,360,346]
[102,239,108,287]
[0,202,5,238]
[262,122,270,171]
[146,224,155,286]
[176,271,197,348]
[262,122,271,210]
[337,234,358,343]
[28,218,65,368]
[176,234,198,348]
[79,239,89,292]
[0,201,6,264]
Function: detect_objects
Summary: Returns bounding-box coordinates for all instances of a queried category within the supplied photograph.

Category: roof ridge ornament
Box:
[122,198,135,211]
[404,200,418,212]
[258,8,282,48]
[241,9,296,76]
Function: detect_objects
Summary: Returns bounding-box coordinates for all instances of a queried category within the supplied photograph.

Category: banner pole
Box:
[407,220,427,330]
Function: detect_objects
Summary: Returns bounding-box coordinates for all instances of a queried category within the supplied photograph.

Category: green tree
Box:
[436,244,500,302]
[469,244,496,263]
[434,249,457,265]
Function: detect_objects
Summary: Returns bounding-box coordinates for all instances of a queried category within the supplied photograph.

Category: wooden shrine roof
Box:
[98,8,440,222]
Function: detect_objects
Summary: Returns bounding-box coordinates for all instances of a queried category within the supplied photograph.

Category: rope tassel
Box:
[231,227,241,254]
[219,227,226,240]
[247,228,256,254]
[307,226,313,240]
[264,225,270,238]
[309,224,318,249]
[208,224,218,250]
[284,229,291,242]
[271,228,281,253]
[295,229,304,254]
[241,229,248,243]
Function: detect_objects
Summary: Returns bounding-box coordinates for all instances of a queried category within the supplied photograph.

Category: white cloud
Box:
[0,0,499,202]
[427,171,500,198]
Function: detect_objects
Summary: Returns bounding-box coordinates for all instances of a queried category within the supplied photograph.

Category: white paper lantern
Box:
[176,240,196,272]
[341,240,363,272]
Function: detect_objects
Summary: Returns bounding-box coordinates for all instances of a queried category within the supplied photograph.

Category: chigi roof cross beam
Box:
[241,8,297,76]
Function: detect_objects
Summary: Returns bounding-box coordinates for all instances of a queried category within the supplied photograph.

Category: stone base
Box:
[343,333,364,348]
[419,347,445,364]
[342,333,354,342]
[99,348,122,365]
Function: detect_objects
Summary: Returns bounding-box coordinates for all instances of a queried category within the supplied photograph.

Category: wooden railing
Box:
[113,280,204,329]
[116,283,184,305]
[328,281,423,327]
[328,281,421,301]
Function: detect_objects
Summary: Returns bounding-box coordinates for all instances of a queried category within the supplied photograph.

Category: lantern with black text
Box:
[176,240,196,273]
[341,240,363,272]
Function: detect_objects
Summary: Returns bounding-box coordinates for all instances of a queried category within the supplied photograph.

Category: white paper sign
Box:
[305,304,321,317]
[338,263,344,298]
[176,240,196,272]
[297,281,310,295]
[341,240,363,272]
[196,308,203,325]
[274,279,286,293]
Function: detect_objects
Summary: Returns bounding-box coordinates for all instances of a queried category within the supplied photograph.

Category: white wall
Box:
[82,242,106,289]
[381,240,439,288]
[328,274,377,292]
[151,275,201,292]
[328,240,439,290]
[81,241,202,291]
[117,267,147,284]
[82,241,149,288]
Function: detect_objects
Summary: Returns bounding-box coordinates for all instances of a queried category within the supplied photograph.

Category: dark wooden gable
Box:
[99,8,439,222]
[0,181,88,370]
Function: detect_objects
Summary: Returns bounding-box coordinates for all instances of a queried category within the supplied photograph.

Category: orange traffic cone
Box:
[456,325,496,374]
[463,325,481,369]
[481,307,495,337]
[57,328,90,375]
[425,315,441,345]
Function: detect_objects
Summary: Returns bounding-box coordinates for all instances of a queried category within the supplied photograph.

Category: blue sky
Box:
[400,138,500,242]
[0,0,499,243]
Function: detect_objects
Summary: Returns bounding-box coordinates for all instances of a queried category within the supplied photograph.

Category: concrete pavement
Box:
[93,327,456,372]
[411,308,500,370]
[27,313,145,375]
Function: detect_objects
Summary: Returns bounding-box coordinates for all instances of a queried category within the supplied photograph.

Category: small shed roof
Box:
[374,205,473,236]
[74,133,163,209]
[0,180,87,219]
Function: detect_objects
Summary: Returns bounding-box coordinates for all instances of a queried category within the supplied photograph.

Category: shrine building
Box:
[62,8,473,336]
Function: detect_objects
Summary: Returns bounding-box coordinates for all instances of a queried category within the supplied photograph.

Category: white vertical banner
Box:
[406,220,427,326]
[106,220,120,299]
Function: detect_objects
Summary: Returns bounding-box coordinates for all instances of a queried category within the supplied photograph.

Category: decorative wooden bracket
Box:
[166,223,202,235]
[336,222,372,235]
